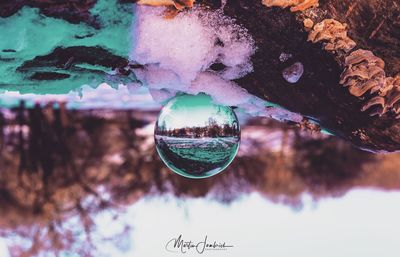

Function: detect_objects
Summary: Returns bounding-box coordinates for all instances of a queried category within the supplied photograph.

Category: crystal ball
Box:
[155,94,240,179]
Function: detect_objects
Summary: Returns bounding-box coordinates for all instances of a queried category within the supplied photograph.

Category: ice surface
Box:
[0,83,160,110]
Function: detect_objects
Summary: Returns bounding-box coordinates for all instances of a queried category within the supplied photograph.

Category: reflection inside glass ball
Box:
[155,94,240,179]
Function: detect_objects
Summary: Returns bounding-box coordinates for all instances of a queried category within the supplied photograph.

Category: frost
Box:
[130,5,265,114]
[129,5,304,122]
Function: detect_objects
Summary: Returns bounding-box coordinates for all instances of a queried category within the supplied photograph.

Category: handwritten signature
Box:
[165,234,234,254]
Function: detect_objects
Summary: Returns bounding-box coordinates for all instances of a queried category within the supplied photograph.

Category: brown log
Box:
[1,0,399,152]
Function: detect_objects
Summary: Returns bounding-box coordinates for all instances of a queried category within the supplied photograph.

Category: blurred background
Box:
[0,88,399,257]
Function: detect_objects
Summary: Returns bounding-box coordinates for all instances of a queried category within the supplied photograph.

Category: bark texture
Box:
[207,0,400,152]
[0,0,400,152]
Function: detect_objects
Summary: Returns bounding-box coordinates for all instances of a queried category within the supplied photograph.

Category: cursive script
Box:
[165,234,234,254]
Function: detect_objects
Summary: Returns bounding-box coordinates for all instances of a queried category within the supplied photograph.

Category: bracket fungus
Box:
[262,0,319,12]
[135,0,195,18]
[340,49,386,98]
[0,0,399,152]
[308,19,356,53]
[303,18,314,30]
[136,0,194,10]
[362,75,400,118]
[340,50,400,118]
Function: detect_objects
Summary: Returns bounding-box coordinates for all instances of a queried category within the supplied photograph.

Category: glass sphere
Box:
[154,94,240,179]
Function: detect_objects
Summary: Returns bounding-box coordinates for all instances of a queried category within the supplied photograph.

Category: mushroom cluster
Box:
[340,50,400,118]
[135,0,195,18]
[340,49,386,97]
[262,0,319,12]
[136,0,195,10]
[308,19,356,53]
[362,75,400,117]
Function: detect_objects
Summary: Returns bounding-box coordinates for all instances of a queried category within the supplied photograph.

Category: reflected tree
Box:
[0,105,398,256]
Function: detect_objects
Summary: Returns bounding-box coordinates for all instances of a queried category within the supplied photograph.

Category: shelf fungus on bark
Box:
[135,0,195,18]
[261,0,319,12]
[308,19,356,53]
[136,0,195,10]
[361,75,400,118]
[303,18,314,30]
[340,49,400,118]
[340,49,386,98]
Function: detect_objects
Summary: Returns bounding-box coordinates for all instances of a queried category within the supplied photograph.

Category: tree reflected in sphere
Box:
[155,94,240,179]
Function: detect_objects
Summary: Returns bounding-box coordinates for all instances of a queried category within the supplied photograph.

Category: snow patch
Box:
[0,84,160,110]
[129,5,304,122]
[188,72,251,106]
[131,6,255,84]
[130,5,269,115]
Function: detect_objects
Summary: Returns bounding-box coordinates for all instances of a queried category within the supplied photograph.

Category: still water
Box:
[108,190,400,257]
[2,191,398,257]
[0,88,399,256]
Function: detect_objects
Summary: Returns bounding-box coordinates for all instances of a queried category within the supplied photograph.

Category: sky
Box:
[157,94,237,130]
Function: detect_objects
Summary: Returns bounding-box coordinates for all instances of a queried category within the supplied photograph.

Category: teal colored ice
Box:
[0,0,134,94]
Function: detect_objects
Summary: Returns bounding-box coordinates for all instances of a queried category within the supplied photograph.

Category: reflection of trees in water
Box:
[0,103,158,256]
[0,104,398,256]
[293,136,370,194]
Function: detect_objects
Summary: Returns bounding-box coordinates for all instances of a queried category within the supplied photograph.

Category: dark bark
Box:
[323,0,400,75]
[214,0,400,152]
[0,0,99,27]
[19,46,131,77]
[1,0,399,152]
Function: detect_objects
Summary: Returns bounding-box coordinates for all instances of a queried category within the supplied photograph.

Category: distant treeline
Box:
[156,118,239,138]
